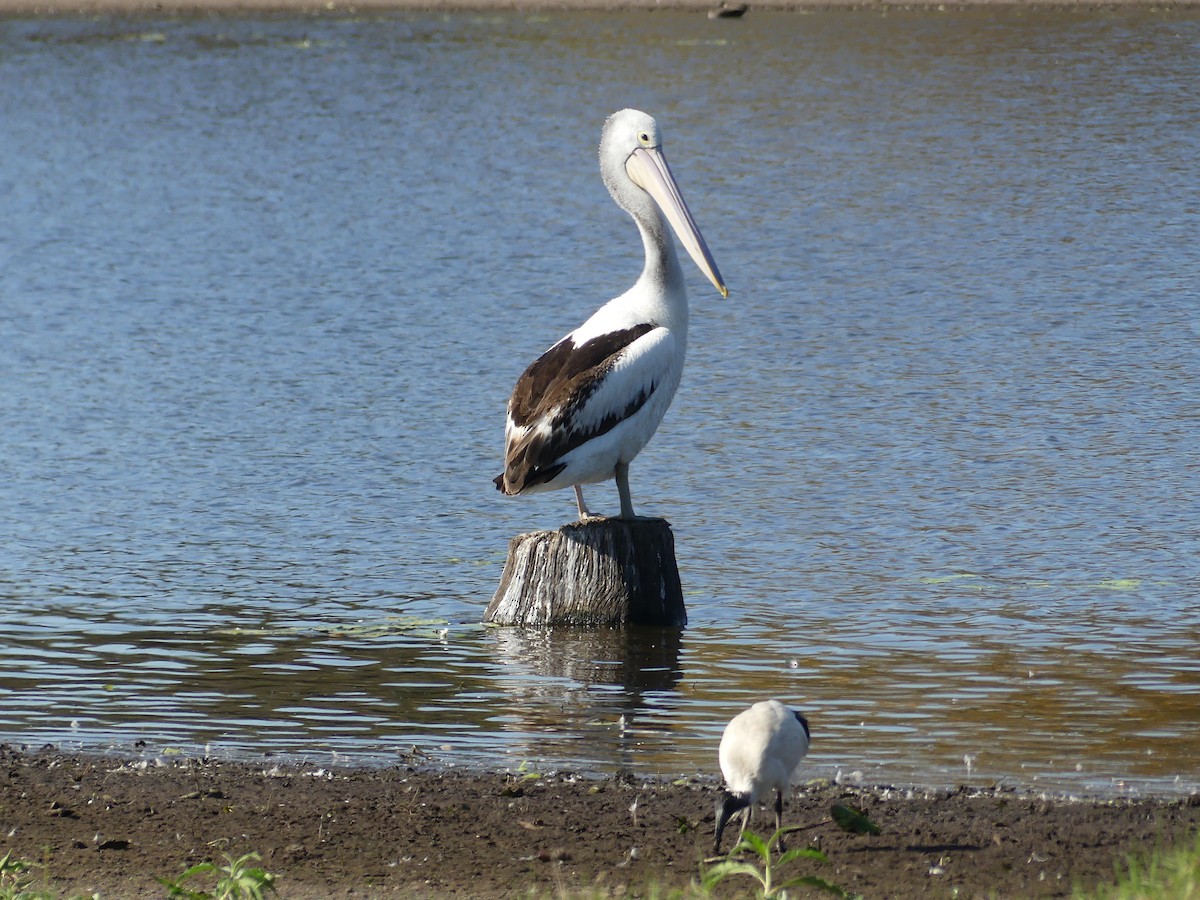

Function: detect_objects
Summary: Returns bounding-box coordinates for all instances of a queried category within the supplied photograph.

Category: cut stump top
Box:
[484,517,686,628]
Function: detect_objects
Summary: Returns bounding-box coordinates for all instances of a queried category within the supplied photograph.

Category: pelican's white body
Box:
[495,109,724,519]
[518,299,686,494]
[719,700,810,803]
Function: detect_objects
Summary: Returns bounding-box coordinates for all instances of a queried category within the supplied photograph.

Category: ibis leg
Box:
[774,790,786,851]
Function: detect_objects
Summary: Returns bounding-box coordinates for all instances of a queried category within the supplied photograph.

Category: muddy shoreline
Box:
[2,745,1198,897]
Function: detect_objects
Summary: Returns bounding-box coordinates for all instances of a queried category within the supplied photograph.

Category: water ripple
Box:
[1,9,1199,796]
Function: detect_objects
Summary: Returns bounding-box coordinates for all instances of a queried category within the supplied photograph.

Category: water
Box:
[1,8,1198,797]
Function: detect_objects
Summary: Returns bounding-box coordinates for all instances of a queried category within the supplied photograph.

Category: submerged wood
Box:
[484,518,686,627]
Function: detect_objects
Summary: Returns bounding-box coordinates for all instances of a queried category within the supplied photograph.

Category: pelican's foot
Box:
[565,513,669,527]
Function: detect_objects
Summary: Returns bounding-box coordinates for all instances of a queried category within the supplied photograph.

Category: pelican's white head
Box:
[599,109,727,298]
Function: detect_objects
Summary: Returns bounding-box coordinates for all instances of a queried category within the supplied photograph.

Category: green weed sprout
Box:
[1079,828,1200,900]
[701,827,849,898]
[158,851,278,900]
[0,849,52,900]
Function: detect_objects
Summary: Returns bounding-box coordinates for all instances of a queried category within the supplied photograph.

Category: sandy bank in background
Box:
[3,0,1199,14]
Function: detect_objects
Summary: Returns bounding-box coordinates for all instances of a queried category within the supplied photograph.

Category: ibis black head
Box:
[713,790,751,853]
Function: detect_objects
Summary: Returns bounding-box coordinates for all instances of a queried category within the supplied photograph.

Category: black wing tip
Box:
[793,710,811,740]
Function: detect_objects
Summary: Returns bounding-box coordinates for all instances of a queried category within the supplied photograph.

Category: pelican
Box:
[713,700,811,853]
[493,109,727,520]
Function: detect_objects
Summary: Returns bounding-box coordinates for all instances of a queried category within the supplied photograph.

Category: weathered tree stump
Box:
[484,518,686,627]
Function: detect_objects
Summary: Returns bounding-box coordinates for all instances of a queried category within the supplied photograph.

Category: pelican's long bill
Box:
[625,146,728,298]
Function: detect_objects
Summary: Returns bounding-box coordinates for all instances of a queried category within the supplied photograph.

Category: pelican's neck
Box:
[632,207,689,334]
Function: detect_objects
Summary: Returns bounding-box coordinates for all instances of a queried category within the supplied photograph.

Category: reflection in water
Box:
[1,9,1199,796]
[490,627,683,697]
[487,627,683,770]
[1,595,1195,795]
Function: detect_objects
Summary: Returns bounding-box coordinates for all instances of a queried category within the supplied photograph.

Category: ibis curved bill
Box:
[493,109,727,520]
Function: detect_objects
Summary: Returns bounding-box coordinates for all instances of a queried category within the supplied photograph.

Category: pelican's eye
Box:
[638,132,651,145]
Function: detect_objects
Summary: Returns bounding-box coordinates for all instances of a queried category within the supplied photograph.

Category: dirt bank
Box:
[2,745,1197,898]
[3,0,1199,16]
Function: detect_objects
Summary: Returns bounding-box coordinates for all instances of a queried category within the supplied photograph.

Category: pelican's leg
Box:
[615,461,635,520]
[574,485,591,520]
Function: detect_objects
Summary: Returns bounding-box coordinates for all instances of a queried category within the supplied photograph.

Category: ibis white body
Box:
[714,700,811,852]
[494,109,726,520]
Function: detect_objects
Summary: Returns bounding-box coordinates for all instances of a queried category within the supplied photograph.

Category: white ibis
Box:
[713,700,811,852]
[493,109,726,520]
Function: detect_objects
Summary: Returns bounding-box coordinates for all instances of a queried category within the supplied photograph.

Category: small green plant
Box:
[0,850,53,900]
[0,849,100,900]
[1077,828,1200,900]
[701,827,849,898]
[158,851,278,900]
[515,760,543,780]
[830,803,881,836]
